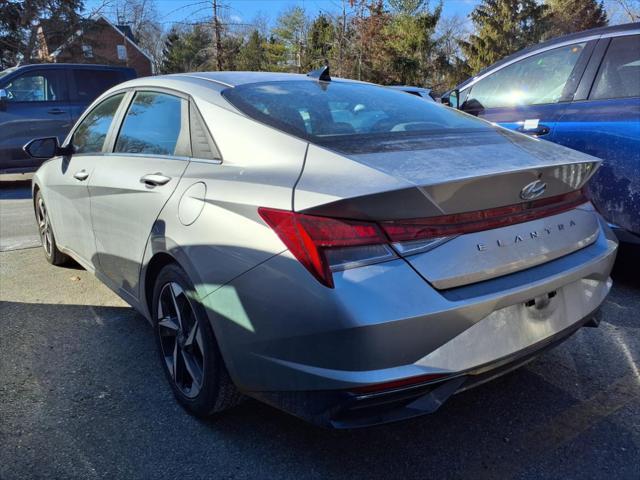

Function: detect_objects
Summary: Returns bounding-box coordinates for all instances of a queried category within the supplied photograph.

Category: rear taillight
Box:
[380,190,588,242]
[258,208,394,288]
[259,190,588,288]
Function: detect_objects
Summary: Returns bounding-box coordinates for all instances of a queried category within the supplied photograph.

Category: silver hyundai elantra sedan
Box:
[26,69,618,428]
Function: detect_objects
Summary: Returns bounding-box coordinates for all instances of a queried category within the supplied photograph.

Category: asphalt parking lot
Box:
[0,178,639,480]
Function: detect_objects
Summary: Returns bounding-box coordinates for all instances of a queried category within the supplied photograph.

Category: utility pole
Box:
[212,0,223,71]
[338,0,347,77]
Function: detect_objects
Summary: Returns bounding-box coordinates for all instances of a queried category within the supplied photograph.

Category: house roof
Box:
[40,15,153,64]
[115,24,136,43]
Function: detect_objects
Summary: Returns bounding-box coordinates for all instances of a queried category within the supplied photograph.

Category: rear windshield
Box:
[223,80,490,153]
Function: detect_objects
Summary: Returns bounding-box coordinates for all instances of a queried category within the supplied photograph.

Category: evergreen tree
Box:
[218,34,242,70]
[237,30,266,71]
[460,0,549,74]
[160,26,210,74]
[546,0,607,37]
[0,1,24,68]
[0,0,84,66]
[383,1,442,85]
[264,35,289,72]
[303,15,335,70]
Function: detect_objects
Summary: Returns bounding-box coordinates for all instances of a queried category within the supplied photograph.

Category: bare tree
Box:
[212,0,223,70]
[607,0,640,21]
[112,0,164,71]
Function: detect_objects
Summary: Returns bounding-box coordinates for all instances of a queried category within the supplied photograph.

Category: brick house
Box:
[34,15,153,77]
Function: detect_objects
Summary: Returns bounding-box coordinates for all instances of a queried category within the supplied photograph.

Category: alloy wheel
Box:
[36,196,53,257]
[157,282,205,398]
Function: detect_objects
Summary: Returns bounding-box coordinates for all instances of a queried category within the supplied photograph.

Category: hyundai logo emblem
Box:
[520,180,547,200]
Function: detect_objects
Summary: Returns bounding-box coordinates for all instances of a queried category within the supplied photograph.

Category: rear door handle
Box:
[73,169,89,181]
[47,108,67,115]
[140,173,171,187]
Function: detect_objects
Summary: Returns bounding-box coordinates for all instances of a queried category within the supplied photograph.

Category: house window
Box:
[116,44,127,60]
[82,44,93,58]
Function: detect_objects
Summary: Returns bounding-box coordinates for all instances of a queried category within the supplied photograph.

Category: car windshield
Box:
[0,67,18,80]
[223,80,490,153]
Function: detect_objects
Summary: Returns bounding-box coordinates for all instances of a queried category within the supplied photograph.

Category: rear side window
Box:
[465,43,586,109]
[73,93,125,154]
[115,91,187,156]
[590,35,640,100]
[72,69,124,102]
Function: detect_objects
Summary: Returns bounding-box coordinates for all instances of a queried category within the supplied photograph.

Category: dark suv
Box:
[0,63,136,173]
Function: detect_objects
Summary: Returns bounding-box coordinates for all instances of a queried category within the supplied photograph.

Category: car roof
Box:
[8,63,134,71]
[106,71,375,109]
[458,21,640,89]
[173,71,374,87]
[389,86,431,93]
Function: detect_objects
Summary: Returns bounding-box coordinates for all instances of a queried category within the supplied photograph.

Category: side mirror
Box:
[23,137,73,159]
[441,89,459,109]
[0,88,7,111]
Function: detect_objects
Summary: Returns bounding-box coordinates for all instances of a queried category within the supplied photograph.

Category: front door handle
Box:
[47,108,67,115]
[73,169,89,181]
[517,125,551,137]
[141,173,171,187]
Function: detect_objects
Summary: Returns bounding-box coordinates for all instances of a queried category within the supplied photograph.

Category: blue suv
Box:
[0,63,135,174]
[443,23,640,241]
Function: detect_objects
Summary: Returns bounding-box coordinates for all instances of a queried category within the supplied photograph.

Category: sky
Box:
[84,0,479,30]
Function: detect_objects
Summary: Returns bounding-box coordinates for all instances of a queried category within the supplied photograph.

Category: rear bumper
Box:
[203,216,617,425]
[253,308,603,428]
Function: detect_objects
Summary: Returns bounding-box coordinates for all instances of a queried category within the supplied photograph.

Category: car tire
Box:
[34,190,69,266]
[152,263,243,417]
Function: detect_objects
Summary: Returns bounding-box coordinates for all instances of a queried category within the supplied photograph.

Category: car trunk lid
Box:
[294,130,602,289]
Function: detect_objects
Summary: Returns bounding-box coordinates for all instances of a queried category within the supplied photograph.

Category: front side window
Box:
[3,70,66,102]
[464,43,587,109]
[591,35,640,100]
[115,91,184,156]
[223,81,490,153]
[73,93,125,154]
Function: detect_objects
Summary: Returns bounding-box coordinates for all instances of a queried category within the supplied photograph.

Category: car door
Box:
[554,33,640,235]
[459,41,595,140]
[88,89,191,298]
[43,92,128,268]
[0,68,72,171]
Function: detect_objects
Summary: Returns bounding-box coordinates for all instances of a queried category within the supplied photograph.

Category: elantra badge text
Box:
[477,220,577,251]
